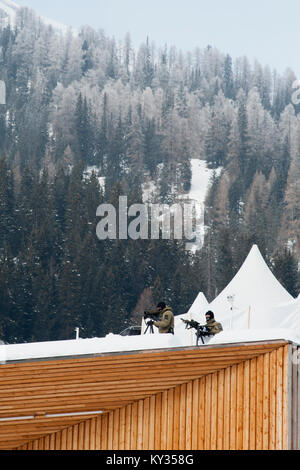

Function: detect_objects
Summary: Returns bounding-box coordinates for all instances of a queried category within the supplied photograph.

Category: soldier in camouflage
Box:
[152,302,175,334]
[204,311,223,335]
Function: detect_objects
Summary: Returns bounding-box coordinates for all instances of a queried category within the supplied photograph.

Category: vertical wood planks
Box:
[89,417,96,450]
[154,393,162,450]
[130,403,137,451]
[262,352,270,450]
[217,369,224,450]
[204,374,212,450]
[101,412,108,450]
[291,344,297,450]
[256,354,263,450]
[142,399,149,450]
[276,346,283,449]
[160,391,168,450]
[66,426,73,450]
[72,424,78,451]
[118,406,125,450]
[230,364,237,450]
[113,409,119,450]
[186,382,192,450]
[269,349,277,450]
[95,416,101,450]
[20,345,293,451]
[249,356,257,449]
[242,360,250,450]
[179,383,186,450]
[297,346,300,450]
[50,433,55,451]
[236,362,244,450]
[78,421,85,450]
[173,386,180,450]
[210,372,218,450]
[197,377,205,450]
[148,396,156,450]
[191,379,199,450]
[166,388,174,450]
[137,400,144,450]
[223,366,231,450]
[283,344,292,450]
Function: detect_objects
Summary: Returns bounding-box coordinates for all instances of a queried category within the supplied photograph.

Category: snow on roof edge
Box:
[0,329,299,363]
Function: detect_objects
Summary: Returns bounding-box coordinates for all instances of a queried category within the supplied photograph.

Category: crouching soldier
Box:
[204,311,223,336]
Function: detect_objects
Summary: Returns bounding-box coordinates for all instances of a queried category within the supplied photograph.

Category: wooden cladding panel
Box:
[0,342,285,450]
[291,344,300,450]
[19,344,291,451]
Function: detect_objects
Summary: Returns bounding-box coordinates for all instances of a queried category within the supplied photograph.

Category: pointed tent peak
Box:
[206,243,295,330]
[188,292,208,313]
[175,292,208,338]
[234,245,294,304]
[186,292,209,322]
[212,244,294,307]
[248,244,261,256]
[242,244,268,266]
[233,244,278,284]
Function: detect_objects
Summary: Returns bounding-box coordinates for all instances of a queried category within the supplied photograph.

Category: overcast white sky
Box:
[15,0,300,77]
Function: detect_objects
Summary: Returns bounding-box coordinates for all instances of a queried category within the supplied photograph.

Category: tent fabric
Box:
[187,292,209,319]
[173,292,209,345]
[203,245,298,331]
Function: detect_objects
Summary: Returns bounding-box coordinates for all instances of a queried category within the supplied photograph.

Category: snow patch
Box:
[179,159,222,252]
[84,166,105,192]
[142,180,158,203]
[188,159,221,207]
[0,0,76,35]
[0,0,18,25]
[141,160,221,252]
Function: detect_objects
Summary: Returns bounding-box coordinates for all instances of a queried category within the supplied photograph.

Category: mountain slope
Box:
[0,0,18,25]
[0,0,74,33]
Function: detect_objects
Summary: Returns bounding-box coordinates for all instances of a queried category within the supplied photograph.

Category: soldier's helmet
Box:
[157,302,166,310]
[205,311,215,320]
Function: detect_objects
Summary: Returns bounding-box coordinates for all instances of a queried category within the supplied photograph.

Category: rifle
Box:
[181,319,209,345]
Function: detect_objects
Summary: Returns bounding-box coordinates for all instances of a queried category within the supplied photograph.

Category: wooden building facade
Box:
[0,340,299,450]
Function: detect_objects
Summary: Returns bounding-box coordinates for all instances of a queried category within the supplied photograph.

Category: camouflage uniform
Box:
[154,306,174,334]
[205,318,223,335]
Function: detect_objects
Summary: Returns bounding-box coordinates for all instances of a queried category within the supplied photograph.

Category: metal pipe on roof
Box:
[0,410,104,422]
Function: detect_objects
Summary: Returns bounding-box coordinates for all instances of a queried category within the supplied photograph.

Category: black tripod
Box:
[195,327,212,345]
[195,326,205,345]
[144,320,155,334]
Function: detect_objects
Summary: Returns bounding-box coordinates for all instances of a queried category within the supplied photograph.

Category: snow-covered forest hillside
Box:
[0,4,299,343]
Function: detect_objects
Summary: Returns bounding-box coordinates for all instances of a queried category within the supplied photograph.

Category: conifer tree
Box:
[0,157,15,254]
[75,93,94,163]
[106,116,126,187]
[272,248,299,298]
[222,54,234,99]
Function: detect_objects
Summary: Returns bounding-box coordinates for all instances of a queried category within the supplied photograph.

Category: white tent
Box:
[188,292,209,319]
[174,292,209,345]
[205,244,299,331]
